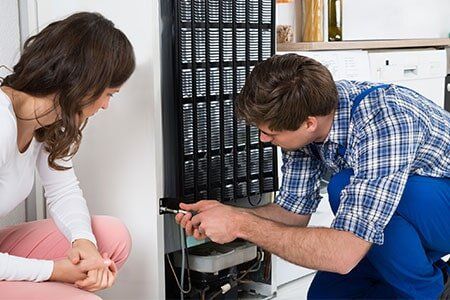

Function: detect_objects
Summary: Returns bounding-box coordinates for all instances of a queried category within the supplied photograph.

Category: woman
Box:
[0,12,135,299]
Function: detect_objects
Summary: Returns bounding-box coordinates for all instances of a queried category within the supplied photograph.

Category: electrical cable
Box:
[200,286,210,300]
[166,226,192,296]
[181,225,192,295]
[240,250,262,274]
[237,254,262,282]
[180,225,186,300]
[208,289,223,300]
[245,259,262,273]
[166,253,192,294]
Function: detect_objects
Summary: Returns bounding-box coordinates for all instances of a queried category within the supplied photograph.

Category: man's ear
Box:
[305,116,318,132]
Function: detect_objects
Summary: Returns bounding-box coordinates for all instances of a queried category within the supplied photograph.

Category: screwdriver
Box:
[160,207,189,215]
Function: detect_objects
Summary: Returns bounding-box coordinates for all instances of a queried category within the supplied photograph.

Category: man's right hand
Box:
[175,200,222,238]
[49,257,111,284]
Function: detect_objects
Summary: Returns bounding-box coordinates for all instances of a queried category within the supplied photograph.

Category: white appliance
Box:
[291,50,371,81]
[368,49,447,108]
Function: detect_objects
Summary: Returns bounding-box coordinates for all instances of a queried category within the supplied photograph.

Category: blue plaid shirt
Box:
[275,80,450,245]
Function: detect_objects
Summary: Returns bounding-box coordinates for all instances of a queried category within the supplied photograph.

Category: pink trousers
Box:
[0,215,132,300]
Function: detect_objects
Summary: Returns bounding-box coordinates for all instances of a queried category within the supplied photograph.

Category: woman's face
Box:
[82,87,121,119]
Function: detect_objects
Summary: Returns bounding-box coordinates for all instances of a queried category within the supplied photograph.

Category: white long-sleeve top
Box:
[0,88,97,282]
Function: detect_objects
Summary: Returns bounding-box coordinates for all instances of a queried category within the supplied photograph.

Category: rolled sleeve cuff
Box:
[40,260,54,281]
[331,213,384,245]
[275,191,321,215]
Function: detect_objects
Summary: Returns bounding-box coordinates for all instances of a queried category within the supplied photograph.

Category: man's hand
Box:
[189,203,242,244]
[68,239,115,292]
[175,200,222,239]
[50,257,110,284]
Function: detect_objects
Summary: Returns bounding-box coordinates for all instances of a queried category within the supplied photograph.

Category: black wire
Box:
[208,289,223,300]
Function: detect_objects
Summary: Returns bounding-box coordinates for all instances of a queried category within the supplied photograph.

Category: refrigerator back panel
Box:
[174,0,278,203]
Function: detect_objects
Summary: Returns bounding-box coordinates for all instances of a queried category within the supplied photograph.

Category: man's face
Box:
[258,121,317,151]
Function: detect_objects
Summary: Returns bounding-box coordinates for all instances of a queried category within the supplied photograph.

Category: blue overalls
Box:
[308,85,450,299]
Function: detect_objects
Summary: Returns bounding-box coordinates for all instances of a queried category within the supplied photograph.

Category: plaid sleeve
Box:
[331,104,423,245]
[275,147,323,215]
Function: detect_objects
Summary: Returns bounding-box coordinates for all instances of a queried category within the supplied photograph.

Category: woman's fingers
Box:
[109,261,118,275]
[75,253,116,291]
[107,269,116,288]
[75,269,98,288]
[67,248,81,264]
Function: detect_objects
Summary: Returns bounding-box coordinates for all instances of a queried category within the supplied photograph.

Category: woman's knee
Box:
[91,215,132,269]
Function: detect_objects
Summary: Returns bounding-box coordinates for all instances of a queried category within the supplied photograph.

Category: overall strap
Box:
[338,84,390,157]
[350,84,391,116]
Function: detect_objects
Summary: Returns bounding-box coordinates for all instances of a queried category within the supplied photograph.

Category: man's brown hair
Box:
[236,54,338,131]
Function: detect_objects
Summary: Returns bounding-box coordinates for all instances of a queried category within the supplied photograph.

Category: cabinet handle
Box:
[403,67,418,77]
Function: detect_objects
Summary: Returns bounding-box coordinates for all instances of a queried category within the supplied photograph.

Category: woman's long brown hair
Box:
[1,12,135,170]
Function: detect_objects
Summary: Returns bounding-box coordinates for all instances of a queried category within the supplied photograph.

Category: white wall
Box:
[29,1,165,299]
[0,0,20,72]
[276,0,450,41]
[343,0,450,40]
[0,0,27,227]
[276,1,300,42]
